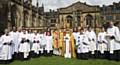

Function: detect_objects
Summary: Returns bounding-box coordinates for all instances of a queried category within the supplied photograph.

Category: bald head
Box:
[109,21,114,28]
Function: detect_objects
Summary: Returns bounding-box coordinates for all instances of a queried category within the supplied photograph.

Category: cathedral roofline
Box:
[59,1,99,10]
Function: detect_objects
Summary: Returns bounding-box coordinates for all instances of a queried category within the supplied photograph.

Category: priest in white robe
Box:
[72,27,79,56]
[44,29,53,56]
[39,32,46,56]
[18,29,30,61]
[9,27,19,59]
[106,21,120,61]
[72,27,79,44]
[76,28,89,60]
[31,31,40,58]
[86,27,97,58]
[27,29,33,49]
[97,27,108,59]
[64,32,71,58]
[0,29,13,64]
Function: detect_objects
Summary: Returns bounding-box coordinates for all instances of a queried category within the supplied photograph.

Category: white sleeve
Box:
[97,33,100,42]
[0,37,3,48]
[102,33,108,43]
[39,35,43,44]
[38,35,41,42]
[26,34,29,40]
[83,36,90,45]
[0,36,4,46]
[94,32,97,41]
[43,36,47,45]
[0,37,3,53]
[18,34,22,43]
[103,38,108,43]
[115,27,120,41]
[76,36,80,46]
[51,36,53,45]
[31,35,34,42]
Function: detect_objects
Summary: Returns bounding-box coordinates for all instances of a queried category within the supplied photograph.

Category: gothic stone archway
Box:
[86,14,93,27]
[66,15,73,28]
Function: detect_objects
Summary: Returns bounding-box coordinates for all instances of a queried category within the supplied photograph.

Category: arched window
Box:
[77,16,80,26]
[11,5,17,27]
[66,15,73,27]
[86,14,93,27]
[23,10,28,27]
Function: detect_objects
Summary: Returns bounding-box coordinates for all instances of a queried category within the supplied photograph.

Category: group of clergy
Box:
[0,21,120,64]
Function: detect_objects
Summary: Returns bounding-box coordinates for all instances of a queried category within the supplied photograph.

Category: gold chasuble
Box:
[70,33,76,58]
[53,31,59,49]
[59,32,65,56]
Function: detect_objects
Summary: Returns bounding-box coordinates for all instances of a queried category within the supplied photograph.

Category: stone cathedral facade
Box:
[1,0,119,34]
[0,0,44,33]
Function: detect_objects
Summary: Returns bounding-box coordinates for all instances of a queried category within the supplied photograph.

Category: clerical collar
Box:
[88,30,91,32]
[13,31,16,32]
[6,34,9,36]
[109,26,113,28]
[80,32,84,35]
[73,31,78,33]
